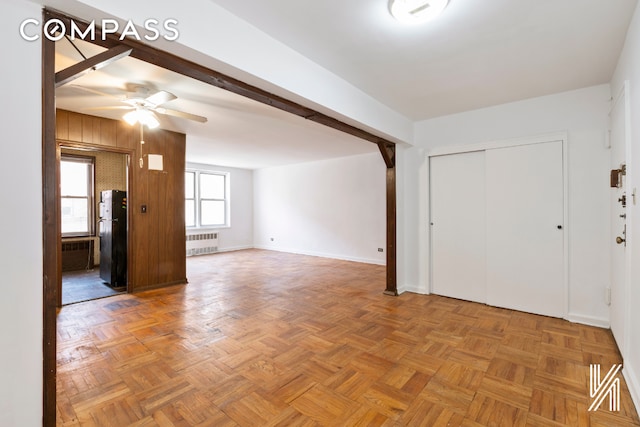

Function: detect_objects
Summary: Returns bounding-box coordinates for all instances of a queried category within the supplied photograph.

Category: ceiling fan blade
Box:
[84,106,133,111]
[67,84,122,99]
[145,90,177,106]
[156,107,207,123]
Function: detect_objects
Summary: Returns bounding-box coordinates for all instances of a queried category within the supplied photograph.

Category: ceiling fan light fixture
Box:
[123,110,139,126]
[123,108,160,129]
[389,0,449,25]
[140,110,160,129]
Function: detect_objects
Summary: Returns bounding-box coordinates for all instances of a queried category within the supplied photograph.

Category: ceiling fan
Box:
[72,83,208,127]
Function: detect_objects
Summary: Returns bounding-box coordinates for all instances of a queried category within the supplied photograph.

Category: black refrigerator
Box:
[99,190,127,287]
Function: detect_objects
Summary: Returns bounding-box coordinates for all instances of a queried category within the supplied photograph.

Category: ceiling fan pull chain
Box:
[139,122,145,169]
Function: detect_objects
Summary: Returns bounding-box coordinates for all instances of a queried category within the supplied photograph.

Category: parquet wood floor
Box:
[56,249,640,426]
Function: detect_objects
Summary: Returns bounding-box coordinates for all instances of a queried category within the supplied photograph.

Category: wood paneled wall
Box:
[56,109,187,293]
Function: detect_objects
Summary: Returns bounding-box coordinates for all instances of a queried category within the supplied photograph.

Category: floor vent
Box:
[62,240,94,271]
[186,232,219,256]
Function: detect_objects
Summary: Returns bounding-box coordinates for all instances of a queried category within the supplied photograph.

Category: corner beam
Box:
[42,21,57,427]
[383,144,397,296]
[377,142,395,169]
[55,45,132,88]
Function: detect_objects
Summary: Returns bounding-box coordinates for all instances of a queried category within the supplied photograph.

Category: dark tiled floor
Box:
[62,268,125,305]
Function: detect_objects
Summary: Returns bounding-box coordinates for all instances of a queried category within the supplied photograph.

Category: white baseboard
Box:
[623,363,640,418]
[217,245,254,253]
[565,313,610,328]
[253,245,385,266]
[400,284,429,295]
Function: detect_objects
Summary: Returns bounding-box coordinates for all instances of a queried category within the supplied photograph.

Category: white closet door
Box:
[485,141,565,317]
[430,151,486,303]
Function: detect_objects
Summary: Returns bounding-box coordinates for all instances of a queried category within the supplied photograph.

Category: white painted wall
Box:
[611,0,640,412]
[1,2,43,426]
[253,153,386,265]
[409,85,612,328]
[396,143,425,293]
[186,162,253,252]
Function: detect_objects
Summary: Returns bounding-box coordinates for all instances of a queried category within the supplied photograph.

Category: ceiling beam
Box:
[55,44,132,88]
[44,10,397,163]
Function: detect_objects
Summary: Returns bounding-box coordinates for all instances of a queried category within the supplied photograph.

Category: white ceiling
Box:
[211,0,638,120]
[55,41,378,169]
[55,0,638,168]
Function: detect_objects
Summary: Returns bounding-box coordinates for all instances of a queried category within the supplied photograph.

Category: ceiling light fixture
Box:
[389,0,450,25]
[123,108,160,129]
[123,107,160,168]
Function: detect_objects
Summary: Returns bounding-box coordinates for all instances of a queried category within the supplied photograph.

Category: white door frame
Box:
[610,80,632,359]
[422,132,569,318]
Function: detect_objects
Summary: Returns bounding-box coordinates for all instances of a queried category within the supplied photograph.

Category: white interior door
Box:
[430,151,486,303]
[610,90,628,353]
[485,141,565,317]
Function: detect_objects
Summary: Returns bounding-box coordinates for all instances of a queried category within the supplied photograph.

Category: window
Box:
[200,173,226,226]
[185,171,196,227]
[61,155,94,237]
[185,170,229,228]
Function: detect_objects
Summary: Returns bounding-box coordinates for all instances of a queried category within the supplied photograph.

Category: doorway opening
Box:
[43,8,398,425]
[59,147,130,305]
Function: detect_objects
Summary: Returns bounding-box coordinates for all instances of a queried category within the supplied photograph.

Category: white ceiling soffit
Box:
[54,39,378,169]
[210,0,638,120]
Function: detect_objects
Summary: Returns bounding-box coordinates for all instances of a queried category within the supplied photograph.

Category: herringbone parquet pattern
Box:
[56,249,640,426]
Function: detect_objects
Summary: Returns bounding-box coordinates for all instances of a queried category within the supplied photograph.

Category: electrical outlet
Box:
[378,248,384,252]
[270,237,274,242]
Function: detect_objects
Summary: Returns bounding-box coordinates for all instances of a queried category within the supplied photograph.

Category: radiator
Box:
[186,232,219,256]
[62,240,95,271]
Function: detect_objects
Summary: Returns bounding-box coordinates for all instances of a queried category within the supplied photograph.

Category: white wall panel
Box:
[0,2,43,426]
[253,153,386,265]
[485,141,565,317]
[430,151,486,303]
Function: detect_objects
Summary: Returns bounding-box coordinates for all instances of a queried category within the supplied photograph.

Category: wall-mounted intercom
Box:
[610,163,626,188]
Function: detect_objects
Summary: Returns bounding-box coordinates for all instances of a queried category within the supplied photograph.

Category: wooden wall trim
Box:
[42,17,57,426]
[133,279,189,293]
[384,158,398,296]
[56,139,132,154]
